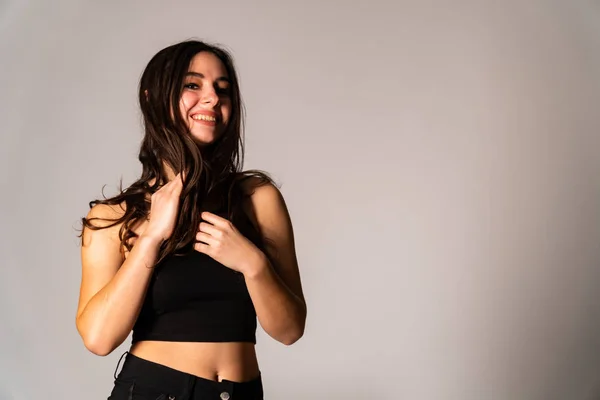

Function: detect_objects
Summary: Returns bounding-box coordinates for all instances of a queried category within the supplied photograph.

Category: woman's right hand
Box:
[142,172,186,242]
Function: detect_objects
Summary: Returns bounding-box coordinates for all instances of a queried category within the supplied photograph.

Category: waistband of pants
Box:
[115,351,263,398]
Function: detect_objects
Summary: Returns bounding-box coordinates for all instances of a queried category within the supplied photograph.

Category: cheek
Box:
[180,92,198,114]
[221,101,233,121]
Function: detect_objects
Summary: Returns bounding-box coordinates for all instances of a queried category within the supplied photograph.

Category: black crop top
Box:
[132,212,261,344]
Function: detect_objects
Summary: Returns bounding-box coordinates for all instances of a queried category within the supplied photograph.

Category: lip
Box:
[191,110,217,118]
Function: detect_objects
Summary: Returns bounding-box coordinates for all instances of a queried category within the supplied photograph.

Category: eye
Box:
[184,83,199,90]
[216,86,231,96]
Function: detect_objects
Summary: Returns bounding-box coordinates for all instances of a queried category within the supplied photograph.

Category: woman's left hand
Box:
[194,211,263,275]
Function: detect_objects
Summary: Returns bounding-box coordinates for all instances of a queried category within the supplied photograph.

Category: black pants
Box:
[108,352,264,400]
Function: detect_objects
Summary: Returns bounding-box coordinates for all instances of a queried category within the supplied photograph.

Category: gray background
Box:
[1,1,599,399]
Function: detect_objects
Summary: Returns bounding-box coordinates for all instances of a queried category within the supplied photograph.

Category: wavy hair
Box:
[78,39,275,265]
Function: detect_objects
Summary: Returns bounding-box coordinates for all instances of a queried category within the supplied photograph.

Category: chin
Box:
[190,131,222,147]
[191,137,213,147]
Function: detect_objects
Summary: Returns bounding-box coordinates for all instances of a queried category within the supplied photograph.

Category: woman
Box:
[76,39,307,400]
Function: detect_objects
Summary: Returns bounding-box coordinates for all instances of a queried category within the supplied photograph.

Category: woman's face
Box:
[179,51,232,146]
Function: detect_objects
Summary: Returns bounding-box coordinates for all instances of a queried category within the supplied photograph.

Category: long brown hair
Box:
[79,39,275,264]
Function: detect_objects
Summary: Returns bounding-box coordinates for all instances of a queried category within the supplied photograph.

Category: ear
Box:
[144,89,149,101]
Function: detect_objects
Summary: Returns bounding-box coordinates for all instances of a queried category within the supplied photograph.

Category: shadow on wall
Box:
[585,383,600,400]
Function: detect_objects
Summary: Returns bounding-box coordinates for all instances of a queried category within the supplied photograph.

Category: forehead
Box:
[187,51,228,78]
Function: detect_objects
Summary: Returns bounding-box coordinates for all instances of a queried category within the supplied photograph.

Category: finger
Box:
[194,241,210,254]
[156,174,178,191]
[165,173,184,193]
[172,173,185,194]
[167,172,182,187]
[201,211,229,227]
[199,221,222,237]
[196,231,215,245]
[175,171,185,185]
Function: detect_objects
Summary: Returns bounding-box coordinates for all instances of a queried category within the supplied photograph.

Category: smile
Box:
[191,114,217,122]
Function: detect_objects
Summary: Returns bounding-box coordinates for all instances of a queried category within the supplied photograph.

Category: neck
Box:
[162,162,177,182]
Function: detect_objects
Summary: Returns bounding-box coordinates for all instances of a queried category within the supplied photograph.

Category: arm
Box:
[75,204,162,356]
[243,183,307,346]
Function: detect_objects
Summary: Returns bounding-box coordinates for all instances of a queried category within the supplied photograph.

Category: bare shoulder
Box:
[81,202,128,248]
[241,177,305,303]
[240,177,289,234]
[251,183,288,222]
[86,201,127,219]
[239,174,276,197]
[84,202,127,227]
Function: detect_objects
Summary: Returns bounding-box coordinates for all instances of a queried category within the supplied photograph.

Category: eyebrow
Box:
[185,72,230,83]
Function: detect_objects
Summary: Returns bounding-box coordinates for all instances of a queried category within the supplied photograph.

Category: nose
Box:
[201,88,218,106]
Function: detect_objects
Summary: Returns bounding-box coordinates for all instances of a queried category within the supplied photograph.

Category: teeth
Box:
[192,114,216,122]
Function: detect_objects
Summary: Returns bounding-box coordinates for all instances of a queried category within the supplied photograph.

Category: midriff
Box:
[129,340,260,382]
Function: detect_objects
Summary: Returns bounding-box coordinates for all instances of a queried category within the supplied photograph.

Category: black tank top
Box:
[131,211,261,344]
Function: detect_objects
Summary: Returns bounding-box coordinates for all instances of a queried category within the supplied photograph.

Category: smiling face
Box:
[179,51,232,147]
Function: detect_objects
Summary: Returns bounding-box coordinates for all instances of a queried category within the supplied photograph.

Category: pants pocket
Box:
[129,381,174,400]
[107,379,135,400]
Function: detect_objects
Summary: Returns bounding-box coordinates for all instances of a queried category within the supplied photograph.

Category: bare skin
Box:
[78,190,257,381]
[77,51,306,383]
[125,215,261,382]
[130,341,260,382]
[77,169,305,382]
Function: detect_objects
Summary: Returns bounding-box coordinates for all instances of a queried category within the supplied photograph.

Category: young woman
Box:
[76,40,307,400]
